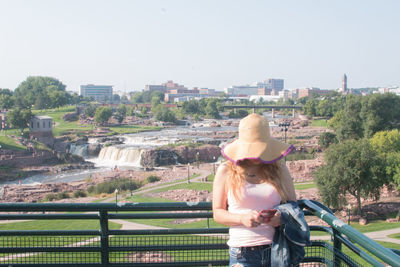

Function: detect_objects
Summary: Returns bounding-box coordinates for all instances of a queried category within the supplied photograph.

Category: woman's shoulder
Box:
[217,161,230,173]
[214,161,230,182]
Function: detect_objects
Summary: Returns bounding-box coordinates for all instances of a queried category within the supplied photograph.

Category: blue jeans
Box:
[229,245,271,267]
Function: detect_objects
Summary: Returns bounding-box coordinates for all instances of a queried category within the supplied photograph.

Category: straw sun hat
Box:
[222,113,294,165]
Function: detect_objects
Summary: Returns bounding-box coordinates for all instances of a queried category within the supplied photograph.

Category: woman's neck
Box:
[244,168,263,184]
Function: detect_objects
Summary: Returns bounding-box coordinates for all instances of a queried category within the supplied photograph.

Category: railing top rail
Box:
[223,105,303,109]
[0,202,212,212]
[299,199,400,267]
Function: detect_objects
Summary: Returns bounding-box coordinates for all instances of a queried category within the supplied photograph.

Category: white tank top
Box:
[227,181,281,247]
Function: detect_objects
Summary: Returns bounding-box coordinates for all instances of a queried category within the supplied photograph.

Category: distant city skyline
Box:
[1,0,399,92]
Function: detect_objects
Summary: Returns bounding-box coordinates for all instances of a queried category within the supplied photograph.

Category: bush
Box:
[56,191,70,200]
[43,191,70,201]
[89,178,142,194]
[73,190,87,198]
[146,175,160,183]
[44,193,56,201]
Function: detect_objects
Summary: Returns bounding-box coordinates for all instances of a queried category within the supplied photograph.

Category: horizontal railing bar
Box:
[0,202,212,212]
[108,228,229,235]
[0,247,101,253]
[0,264,229,267]
[109,244,228,251]
[0,214,99,220]
[108,212,212,219]
[0,230,100,236]
[0,265,103,267]
[107,261,229,267]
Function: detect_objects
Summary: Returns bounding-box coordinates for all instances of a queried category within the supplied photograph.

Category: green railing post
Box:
[333,228,342,267]
[99,211,109,266]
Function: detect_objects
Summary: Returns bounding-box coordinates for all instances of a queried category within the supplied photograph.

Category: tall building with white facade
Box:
[224,85,259,96]
[80,84,113,101]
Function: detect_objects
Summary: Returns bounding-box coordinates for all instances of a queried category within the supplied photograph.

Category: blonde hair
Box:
[226,159,289,203]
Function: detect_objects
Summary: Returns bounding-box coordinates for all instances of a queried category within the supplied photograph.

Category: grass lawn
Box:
[294,182,317,190]
[34,106,163,136]
[0,135,26,150]
[388,233,400,239]
[149,181,213,193]
[0,219,121,231]
[349,220,400,233]
[310,119,329,127]
[35,106,92,136]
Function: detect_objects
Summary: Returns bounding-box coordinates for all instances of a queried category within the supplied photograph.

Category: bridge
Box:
[0,200,399,266]
[223,105,303,118]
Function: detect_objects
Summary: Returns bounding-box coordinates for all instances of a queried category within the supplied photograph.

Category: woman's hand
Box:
[240,210,261,228]
[266,211,282,227]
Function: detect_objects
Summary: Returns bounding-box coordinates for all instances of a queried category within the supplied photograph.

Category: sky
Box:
[0,0,399,93]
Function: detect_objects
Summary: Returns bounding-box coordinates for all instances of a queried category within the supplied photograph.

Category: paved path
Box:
[310,227,400,244]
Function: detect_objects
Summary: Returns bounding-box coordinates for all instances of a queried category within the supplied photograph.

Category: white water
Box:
[69,143,88,157]
[88,146,144,167]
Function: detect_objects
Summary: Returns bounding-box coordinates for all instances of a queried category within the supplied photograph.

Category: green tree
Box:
[84,104,97,118]
[318,132,337,149]
[205,99,221,119]
[314,139,386,215]
[113,94,121,102]
[302,98,319,117]
[7,109,32,133]
[94,106,112,125]
[49,90,69,108]
[370,129,400,189]
[330,95,363,141]
[361,93,400,138]
[182,100,203,115]
[153,105,177,123]
[316,99,333,117]
[0,94,14,109]
[131,92,144,104]
[115,104,127,123]
[14,76,67,108]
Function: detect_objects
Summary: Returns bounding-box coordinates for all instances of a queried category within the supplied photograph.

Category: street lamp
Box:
[130,173,133,196]
[347,204,352,225]
[213,156,216,175]
[115,189,119,205]
[279,122,290,162]
[187,163,190,184]
[278,122,290,143]
[196,152,200,169]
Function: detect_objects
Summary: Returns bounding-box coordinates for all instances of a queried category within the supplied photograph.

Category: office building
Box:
[342,74,348,93]
[80,84,113,101]
[265,79,284,91]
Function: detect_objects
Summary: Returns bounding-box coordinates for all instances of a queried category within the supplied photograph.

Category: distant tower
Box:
[342,74,347,93]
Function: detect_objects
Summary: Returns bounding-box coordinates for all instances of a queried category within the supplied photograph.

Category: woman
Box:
[213,113,297,267]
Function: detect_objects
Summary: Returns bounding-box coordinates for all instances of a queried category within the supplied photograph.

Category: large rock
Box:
[140,150,179,168]
[62,112,79,122]
[139,144,221,167]
[87,143,102,156]
[172,144,221,164]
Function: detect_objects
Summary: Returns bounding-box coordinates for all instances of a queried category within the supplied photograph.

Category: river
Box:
[7,113,288,185]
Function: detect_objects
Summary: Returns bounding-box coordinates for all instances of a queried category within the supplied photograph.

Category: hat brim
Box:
[221,138,294,165]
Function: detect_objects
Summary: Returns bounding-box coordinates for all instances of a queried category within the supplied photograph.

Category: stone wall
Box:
[286,157,323,182]
[0,150,59,168]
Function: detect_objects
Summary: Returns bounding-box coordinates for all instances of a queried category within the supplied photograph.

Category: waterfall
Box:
[94,146,143,167]
[69,144,88,157]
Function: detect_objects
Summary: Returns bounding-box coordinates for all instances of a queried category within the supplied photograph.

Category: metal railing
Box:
[0,200,398,266]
